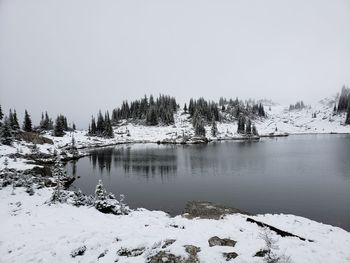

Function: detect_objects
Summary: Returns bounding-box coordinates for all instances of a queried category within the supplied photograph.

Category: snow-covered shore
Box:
[45,102,350,150]
[1,187,349,263]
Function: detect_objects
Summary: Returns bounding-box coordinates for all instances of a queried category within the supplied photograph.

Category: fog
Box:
[1,0,350,128]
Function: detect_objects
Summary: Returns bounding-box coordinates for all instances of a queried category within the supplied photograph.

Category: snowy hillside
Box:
[256,103,349,135]
[1,187,349,263]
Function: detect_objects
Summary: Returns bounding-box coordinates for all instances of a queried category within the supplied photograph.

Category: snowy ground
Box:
[1,187,349,263]
[256,103,349,135]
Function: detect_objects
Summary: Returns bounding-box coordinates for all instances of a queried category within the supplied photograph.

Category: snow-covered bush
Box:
[72,189,94,207]
[94,180,130,215]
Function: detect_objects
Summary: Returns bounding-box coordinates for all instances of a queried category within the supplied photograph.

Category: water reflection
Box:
[88,146,178,179]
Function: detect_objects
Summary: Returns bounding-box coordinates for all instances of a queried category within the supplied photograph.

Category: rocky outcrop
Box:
[208,236,236,247]
[183,201,250,220]
[147,251,183,263]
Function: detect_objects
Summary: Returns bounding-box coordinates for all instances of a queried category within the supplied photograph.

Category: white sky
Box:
[1,0,350,128]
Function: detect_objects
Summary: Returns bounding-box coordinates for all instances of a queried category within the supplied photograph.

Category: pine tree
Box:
[0,105,3,122]
[72,123,76,130]
[40,112,45,129]
[94,180,122,214]
[51,155,65,203]
[258,104,266,117]
[192,110,206,137]
[211,120,218,137]
[183,103,187,113]
[63,117,68,131]
[104,112,114,138]
[11,110,20,131]
[70,136,79,157]
[246,119,252,135]
[1,117,13,145]
[90,117,97,135]
[95,180,107,202]
[54,115,65,137]
[237,116,245,134]
[23,110,32,132]
[146,107,158,126]
[96,111,105,135]
[252,124,259,136]
[346,105,350,125]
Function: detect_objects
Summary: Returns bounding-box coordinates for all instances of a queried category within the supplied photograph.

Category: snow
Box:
[256,104,349,135]
[0,156,39,171]
[0,187,349,263]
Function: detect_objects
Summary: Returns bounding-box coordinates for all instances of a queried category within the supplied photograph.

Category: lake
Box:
[68,134,350,231]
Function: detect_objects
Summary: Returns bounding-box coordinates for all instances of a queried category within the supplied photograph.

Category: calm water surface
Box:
[68,134,350,231]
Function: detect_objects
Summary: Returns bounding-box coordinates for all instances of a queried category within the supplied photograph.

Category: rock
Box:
[97,249,108,260]
[117,247,145,257]
[223,252,238,261]
[162,239,176,249]
[147,251,183,263]
[254,249,269,257]
[183,201,249,220]
[184,245,201,263]
[208,236,236,247]
[70,245,86,258]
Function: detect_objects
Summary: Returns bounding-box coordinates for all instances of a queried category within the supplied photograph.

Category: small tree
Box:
[31,143,40,155]
[70,136,79,157]
[23,110,32,132]
[10,110,20,131]
[54,116,65,137]
[259,228,290,263]
[94,180,115,213]
[1,117,13,145]
[94,180,129,215]
[103,112,114,138]
[51,155,66,203]
[211,120,218,137]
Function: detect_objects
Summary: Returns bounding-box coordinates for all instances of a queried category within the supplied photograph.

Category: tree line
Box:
[0,106,74,145]
[188,97,265,137]
[289,101,306,111]
[111,94,177,126]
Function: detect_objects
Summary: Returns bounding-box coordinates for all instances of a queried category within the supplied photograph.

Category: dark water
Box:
[68,134,350,231]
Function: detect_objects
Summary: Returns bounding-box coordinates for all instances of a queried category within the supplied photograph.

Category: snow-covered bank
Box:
[0,187,349,263]
[44,102,350,150]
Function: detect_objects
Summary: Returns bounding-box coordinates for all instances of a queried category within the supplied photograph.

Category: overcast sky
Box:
[1,0,350,128]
